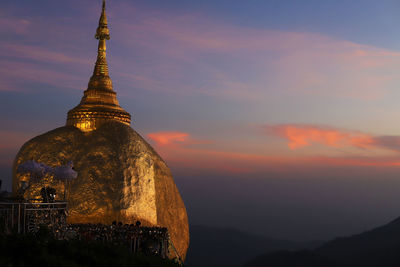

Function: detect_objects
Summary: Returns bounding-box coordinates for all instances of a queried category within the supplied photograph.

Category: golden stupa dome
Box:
[12,0,189,259]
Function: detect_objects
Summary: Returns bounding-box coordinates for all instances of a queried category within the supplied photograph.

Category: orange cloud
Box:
[147,131,189,146]
[267,124,375,150]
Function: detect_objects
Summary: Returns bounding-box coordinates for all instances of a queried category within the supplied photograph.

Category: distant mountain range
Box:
[243,216,400,267]
[185,225,321,267]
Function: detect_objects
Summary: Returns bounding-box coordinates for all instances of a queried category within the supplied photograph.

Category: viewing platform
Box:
[0,198,179,261]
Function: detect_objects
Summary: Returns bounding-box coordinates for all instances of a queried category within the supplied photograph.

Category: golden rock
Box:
[12,122,189,259]
[12,0,189,259]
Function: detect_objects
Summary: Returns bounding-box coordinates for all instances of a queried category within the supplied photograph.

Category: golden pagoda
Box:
[12,0,189,260]
[66,0,131,131]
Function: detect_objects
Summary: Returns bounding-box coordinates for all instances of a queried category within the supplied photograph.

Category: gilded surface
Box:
[12,122,189,259]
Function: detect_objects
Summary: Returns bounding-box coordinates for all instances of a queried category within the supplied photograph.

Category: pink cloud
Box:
[267,124,374,150]
[0,60,85,91]
[0,41,90,92]
[147,131,189,146]
[0,42,90,65]
[3,3,400,101]
[110,5,400,101]
[148,135,400,174]
[266,124,400,155]
[146,131,265,174]
[144,128,400,175]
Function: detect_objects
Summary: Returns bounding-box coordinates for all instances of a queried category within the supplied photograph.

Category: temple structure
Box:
[12,0,189,260]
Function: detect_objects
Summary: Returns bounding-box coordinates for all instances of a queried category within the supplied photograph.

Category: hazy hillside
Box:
[243,216,400,267]
[185,225,321,267]
[316,216,400,266]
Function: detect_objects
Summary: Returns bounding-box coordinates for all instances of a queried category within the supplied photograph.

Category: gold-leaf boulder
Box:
[12,121,189,259]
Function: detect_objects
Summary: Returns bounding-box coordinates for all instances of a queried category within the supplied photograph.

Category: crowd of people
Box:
[54,221,170,258]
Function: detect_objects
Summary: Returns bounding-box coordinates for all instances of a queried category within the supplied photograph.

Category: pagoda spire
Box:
[88,0,113,91]
[66,0,131,132]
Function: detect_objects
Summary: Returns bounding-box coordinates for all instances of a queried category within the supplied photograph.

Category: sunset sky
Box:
[3,0,400,241]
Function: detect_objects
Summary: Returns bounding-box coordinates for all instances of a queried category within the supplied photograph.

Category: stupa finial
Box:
[96,0,109,40]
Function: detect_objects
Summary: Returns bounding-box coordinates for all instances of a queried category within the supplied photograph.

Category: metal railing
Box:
[0,201,178,261]
[0,201,67,234]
